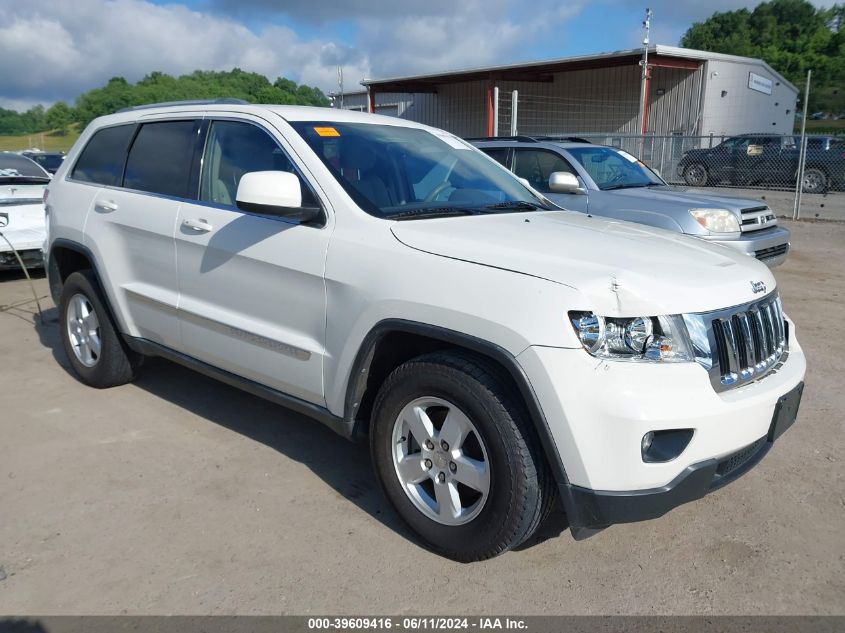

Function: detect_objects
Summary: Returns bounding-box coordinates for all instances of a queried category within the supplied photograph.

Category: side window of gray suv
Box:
[512,149,576,192]
[199,120,318,209]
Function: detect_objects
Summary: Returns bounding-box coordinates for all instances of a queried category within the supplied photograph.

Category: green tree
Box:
[45,101,74,133]
[681,0,845,112]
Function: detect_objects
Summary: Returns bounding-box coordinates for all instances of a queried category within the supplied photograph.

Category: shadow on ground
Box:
[28,308,572,556]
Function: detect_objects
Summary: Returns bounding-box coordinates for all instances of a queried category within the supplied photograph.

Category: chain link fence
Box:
[490,88,844,221]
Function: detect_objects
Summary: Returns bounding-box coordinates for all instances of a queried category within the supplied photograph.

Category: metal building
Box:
[331,45,798,139]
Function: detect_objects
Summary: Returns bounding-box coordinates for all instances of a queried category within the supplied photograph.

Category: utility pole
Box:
[637,8,652,158]
[337,67,344,110]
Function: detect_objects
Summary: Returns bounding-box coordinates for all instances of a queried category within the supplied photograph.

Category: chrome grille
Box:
[685,292,788,392]
[740,206,777,233]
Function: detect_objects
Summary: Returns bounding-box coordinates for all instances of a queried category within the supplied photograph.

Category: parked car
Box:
[0,151,50,270]
[471,137,791,267]
[677,134,845,194]
[45,102,806,561]
[22,150,66,175]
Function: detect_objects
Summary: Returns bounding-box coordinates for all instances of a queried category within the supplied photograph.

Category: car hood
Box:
[601,185,765,213]
[391,210,776,316]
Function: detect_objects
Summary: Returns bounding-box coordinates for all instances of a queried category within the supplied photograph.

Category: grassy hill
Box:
[0,126,81,153]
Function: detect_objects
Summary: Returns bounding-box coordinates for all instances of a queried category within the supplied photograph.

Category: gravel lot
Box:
[0,219,843,615]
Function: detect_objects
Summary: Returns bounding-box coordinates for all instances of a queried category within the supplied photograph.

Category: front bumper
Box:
[704,225,791,268]
[563,381,802,531]
[517,323,806,530]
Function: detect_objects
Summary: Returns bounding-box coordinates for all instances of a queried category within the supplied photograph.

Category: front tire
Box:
[802,167,828,194]
[370,352,552,561]
[59,270,142,388]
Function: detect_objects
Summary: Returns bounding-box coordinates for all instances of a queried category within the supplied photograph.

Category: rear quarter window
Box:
[71,124,136,186]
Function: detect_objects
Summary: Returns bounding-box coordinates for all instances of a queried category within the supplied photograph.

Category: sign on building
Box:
[748,72,773,95]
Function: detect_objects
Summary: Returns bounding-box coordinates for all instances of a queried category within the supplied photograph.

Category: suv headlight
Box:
[689,208,740,233]
[569,312,694,362]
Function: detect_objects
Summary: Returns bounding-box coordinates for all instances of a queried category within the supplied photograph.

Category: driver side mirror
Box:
[548,171,585,194]
[236,171,322,223]
[0,212,8,229]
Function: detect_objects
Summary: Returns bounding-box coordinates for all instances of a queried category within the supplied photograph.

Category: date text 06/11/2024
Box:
[307,617,528,630]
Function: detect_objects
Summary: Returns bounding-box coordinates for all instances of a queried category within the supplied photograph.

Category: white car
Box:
[44,101,806,561]
[0,151,49,270]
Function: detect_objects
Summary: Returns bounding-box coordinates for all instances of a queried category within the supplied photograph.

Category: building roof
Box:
[361,45,797,93]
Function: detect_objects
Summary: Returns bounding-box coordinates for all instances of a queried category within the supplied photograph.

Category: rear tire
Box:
[370,351,552,561]
[59,270,142,388]
[683,162,708,187]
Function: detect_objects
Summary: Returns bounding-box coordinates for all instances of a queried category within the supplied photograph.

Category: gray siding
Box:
[334,56,795,139]
[700,60,798,135]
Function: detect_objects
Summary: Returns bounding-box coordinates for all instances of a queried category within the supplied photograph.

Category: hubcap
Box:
[803,171,823,192]
[391,397,490,526]
[66,293,101,367]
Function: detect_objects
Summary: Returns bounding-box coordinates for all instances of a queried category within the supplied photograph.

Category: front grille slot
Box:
[741,206,777,233]
[713,437,768,486]
[754,244,789,261]
[703,292,787,392]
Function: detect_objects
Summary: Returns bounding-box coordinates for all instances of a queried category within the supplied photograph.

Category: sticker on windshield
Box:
[617,150,639,163]
[314,126,340,137]
[433,133,469,150]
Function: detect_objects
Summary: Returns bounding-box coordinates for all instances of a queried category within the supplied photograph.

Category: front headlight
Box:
[569,312,694,362]
[689,208,740,233]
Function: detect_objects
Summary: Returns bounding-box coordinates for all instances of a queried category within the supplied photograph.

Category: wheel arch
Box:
[344,319,572,493]
[48,239,120,329]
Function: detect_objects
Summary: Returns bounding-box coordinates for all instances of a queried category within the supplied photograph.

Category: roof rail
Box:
[464,135,539,142]
[116,98,249,113]
[533,135,592,144]
[464,135,592,144]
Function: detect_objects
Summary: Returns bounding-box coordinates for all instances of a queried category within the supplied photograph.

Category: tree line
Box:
[681,0,844,113]
[0,69,330,135]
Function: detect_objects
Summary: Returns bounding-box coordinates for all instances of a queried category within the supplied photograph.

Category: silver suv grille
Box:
[685,292,788,392]
[740,206,777,232]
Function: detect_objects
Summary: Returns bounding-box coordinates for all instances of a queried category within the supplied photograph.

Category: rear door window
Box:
[71,124,135,186]
[480,147,511,168]
[124,120,200,198]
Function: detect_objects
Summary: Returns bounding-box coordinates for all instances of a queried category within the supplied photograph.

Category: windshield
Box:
[290,121,550,218]
[565,146,663,191]
[0,153,50,182]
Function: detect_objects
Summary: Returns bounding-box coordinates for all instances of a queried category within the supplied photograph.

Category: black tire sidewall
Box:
[371,358,536,560]
[59,270,135,387]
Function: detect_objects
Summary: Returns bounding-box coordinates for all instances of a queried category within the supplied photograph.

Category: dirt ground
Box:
[0,219,843,615]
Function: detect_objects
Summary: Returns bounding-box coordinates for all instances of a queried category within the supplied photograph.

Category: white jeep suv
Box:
[45,101,806,561]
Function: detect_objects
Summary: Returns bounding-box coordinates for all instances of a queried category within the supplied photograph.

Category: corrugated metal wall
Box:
[336,64,704,138]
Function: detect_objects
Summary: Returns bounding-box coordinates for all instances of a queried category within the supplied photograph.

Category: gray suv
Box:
[471,137,791,267]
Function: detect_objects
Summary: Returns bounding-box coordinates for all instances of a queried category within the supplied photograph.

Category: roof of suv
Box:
[88,102,433,131]
[470,138,595,150]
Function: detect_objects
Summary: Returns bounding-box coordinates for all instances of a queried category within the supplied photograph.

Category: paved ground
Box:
[0,219,843,615]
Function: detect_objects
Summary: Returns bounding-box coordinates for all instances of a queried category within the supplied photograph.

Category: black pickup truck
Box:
[678,134,845,193]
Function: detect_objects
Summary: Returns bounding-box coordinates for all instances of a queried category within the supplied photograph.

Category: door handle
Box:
[182,218,213,233]
[95,200,118,213]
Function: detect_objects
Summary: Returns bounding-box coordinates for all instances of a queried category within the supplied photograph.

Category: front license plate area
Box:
[768,381,804,442]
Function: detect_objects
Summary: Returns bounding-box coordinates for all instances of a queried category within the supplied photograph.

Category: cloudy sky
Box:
[0,0,834,111]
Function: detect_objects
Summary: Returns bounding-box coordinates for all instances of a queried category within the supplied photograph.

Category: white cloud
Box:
[0,0,586,110]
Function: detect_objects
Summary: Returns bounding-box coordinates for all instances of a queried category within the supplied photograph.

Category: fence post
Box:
[510,90,518,136]
[793,69,812,221]
[493,87,499,137]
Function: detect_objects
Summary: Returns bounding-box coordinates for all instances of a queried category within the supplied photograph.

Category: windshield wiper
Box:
[484,200,539,211]
[390,207,478,221]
